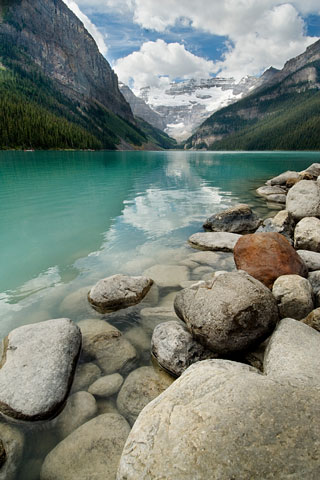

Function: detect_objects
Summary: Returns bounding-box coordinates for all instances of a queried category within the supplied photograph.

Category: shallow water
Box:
[0,150,318,478]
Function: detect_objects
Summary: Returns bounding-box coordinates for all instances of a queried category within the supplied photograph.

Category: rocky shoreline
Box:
[1,163,320,479]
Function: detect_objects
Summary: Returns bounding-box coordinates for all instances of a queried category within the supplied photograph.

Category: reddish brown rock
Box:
[234,232,308,289]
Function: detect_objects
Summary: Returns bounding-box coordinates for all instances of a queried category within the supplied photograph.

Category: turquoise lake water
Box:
[0,150,319,337]
[1,150,320,479]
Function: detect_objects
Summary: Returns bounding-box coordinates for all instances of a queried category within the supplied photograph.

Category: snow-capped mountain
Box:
[132,76,259,141]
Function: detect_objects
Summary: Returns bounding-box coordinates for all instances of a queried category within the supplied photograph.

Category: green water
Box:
[0,150,318,337]
[0,150,319,479]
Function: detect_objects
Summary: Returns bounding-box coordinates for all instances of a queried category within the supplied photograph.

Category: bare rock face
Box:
[151,320,218,377]
[117,359,320,480]
[88,274,153,313]
[272,275,314,320]
[188,232,241,252]
[0,318,81,421]
[234,232,308,288]
[203,204,261,233]
[294,217,320,252]
[286,180,320,220]
[174,271,278,354]
[0,0,133,123]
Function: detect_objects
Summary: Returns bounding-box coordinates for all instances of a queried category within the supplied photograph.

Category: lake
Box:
[0,150,318,479]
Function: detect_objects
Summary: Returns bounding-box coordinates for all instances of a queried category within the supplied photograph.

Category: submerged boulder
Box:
[0,424,24,480]
[142,265,189,288]
[41,414,131,480]
[174,271,278,354]
[0,318,81,421]
[188,232,241,252]
[117,359,320,480]
[151,320,217,377]
[234,232,308,288]
[203,204,261,234]
[116,366,174,426]
[88,274,153,313]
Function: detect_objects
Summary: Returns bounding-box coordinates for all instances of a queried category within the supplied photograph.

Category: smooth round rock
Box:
[88,274,153,313]
[124,326,151,353]
[286,180,320,220]
[71,362,101,393]
[0,424,24,480]
[151,320,218,377]
[203,204,261,233]
[117,366,174,425]
[188,232,241,252]
[78,319,138,375]
[174,271,278,354]
[294,217,320,252]
[301,308,320,332]
[88,373,124,398]
[55,391,97,439]
[272,275,314,320]
[234,232,308,288]
[297,250,320,271]
[41,413,131,480]
[266,194,286,204]
[256,185,286,198]
[142,265,189,288]
[0,318,81,421]
[117,359,320,480]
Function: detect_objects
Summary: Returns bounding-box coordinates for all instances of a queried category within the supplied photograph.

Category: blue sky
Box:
[64,1,320,91]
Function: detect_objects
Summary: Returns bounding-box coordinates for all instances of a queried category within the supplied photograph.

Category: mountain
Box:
[132,76,259,141]
[185,39,320,151]
[0,0,172,150]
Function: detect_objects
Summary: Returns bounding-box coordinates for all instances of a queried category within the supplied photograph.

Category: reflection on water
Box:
[0,150,318,479]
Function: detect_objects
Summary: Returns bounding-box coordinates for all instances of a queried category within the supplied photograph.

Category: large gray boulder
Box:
[88,274,153,313]
[256,210,295,242]
[0,318,81,421]
[303,163,320,177]
[256,185,286,199]
[55,391,97,439]
[188,232,241,252]
[203,204,261,233]
[297,250,320,271]
[41,413,131,480]
[78,319,138,375]
[151,320,218,377]
[174,271,278,354]
[286,180,320,220]
[264,318,320,388]
[0,424,24,480]
[272,275,314,320]
[116,366,174,425]
[294,217,320,252]
[117,359,320,480]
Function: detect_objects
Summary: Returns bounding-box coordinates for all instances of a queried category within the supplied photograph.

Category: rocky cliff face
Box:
[0,0,133,122]
[119,83,165,131]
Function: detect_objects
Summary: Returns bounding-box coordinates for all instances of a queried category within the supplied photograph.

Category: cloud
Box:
[114,39,216,89]
[63,0,108,55]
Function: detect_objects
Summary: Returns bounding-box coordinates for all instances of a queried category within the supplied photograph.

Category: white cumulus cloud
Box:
[114,39,216,89]
[63,0,108,55]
